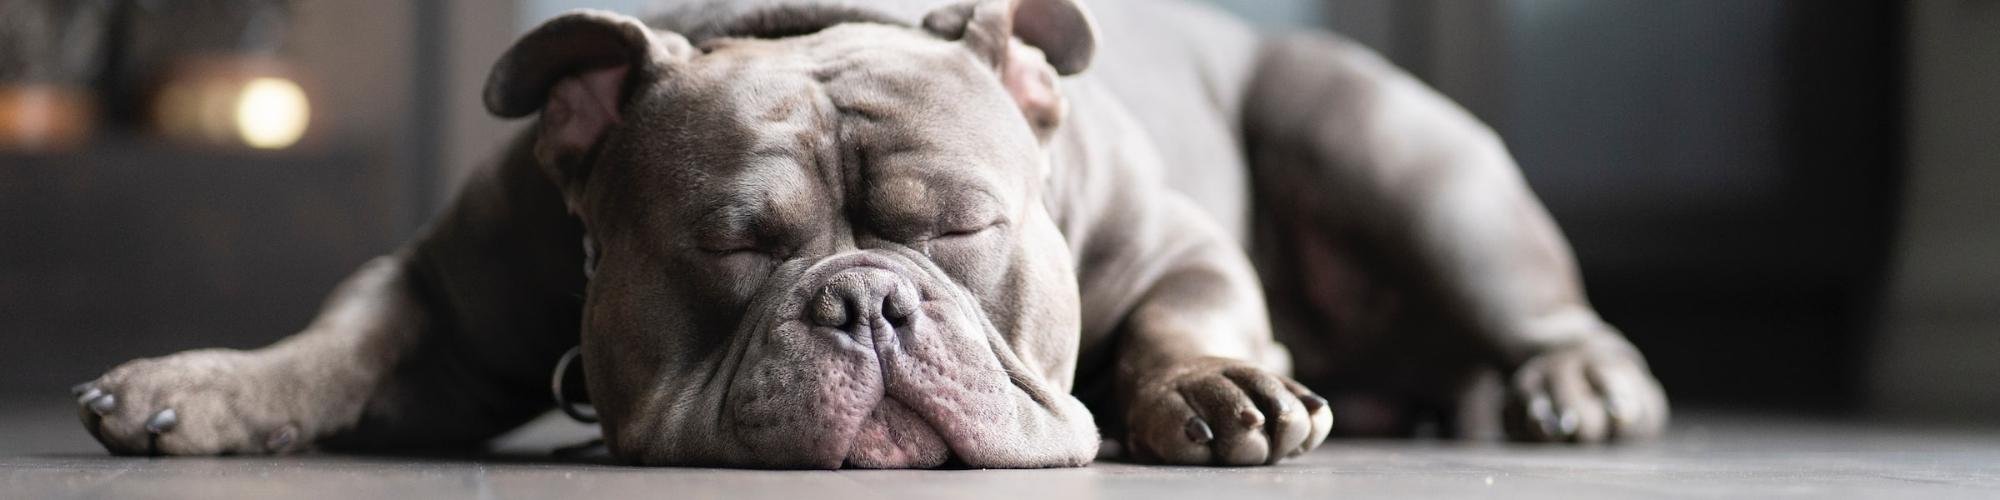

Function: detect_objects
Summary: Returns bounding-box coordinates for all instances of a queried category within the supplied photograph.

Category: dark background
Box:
[3,0,1994,422]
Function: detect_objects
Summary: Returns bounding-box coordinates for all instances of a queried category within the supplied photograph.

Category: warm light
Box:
[0,85,93,152]
[233,77,309,149]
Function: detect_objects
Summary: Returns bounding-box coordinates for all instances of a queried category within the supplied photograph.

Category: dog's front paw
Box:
[75,349,304,456]
[1123,357,1333,465]
[1503,342,1668,443]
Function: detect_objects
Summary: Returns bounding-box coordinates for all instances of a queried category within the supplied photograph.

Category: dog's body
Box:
[75,0,1666,468]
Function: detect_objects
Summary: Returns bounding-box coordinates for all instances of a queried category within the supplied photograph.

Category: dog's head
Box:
[484,0,1100,468]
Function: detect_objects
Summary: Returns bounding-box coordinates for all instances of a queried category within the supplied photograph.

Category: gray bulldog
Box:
[74,0,1668,468]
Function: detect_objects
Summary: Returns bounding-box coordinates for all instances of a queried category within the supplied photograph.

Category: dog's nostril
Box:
[883,284,918,327]
[811,285,850,328]
[884,304,911,327]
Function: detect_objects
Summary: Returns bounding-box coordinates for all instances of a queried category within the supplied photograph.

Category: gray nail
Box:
[1606,393,1638,426]
[77,388,103,405]
[87,393,117,415]
[1556,408,1580,437]
[1239,409,1264,428]
[266,426,298,452]
[1527,396,1558,438]
[1301,394,1328,413]
[71,382,94,397]
[145,409,178,433]
[1184,417,1214,444]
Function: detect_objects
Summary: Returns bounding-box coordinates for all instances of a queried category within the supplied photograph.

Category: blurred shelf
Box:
[1,137,418,392]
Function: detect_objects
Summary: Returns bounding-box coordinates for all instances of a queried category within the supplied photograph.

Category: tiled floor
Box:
[5,398,1999,499]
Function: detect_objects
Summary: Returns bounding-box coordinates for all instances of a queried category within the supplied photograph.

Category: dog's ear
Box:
[484,10,696,213]
[923,0,1097,140]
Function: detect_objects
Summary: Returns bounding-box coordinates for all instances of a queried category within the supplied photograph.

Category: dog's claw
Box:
[1605,392,1638,428]
[87,393,117,415]
[265,425,297,452]
[77,388,104,405]
[1555,407,1580,439]
[1300,394,1327,413]
[1526,396,1558,438]
[71,382,94,398]
[145,409,178,433]
[1237,409,1264,428]
[1184,417,1214,444]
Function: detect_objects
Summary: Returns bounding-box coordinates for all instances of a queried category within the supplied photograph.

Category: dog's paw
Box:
[1123,357,1333,465]
[75,349,304,456]
[1502,342,1668,443]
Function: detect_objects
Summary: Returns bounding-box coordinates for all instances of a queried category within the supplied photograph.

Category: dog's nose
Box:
[809,266,919,331]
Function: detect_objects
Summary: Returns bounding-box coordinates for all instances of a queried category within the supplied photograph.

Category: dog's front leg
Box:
[75,254,433,455]
[77,137,584,455]
[1082,195,1335,466]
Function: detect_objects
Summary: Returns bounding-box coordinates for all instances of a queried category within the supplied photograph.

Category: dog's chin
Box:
[717,312,1018,469]
[842,397,951,468]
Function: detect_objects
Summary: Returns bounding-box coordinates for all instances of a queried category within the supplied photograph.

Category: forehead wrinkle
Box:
[807,40,1029,184]
[669,22,1035,237]
[798,69,844,207]
[710,53,841,205]
[691,164,809,246]
[730,149,819,212]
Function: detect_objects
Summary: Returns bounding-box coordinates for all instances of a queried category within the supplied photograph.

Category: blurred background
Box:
[0,0,1992,423]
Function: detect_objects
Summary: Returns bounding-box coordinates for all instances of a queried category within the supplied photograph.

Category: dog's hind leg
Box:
[1240,32,1667,443]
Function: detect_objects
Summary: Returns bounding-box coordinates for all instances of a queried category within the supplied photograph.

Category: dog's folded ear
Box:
[484,10,696,212]
[923,0,1096,141]
[922,0,1096,76]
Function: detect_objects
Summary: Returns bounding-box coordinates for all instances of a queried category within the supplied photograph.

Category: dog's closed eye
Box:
[935,220,1004,240]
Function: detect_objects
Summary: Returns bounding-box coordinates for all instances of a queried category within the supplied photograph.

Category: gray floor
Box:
[5,398,1999,499]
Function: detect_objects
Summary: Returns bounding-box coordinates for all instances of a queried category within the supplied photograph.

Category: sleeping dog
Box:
[74,0,1667,468]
